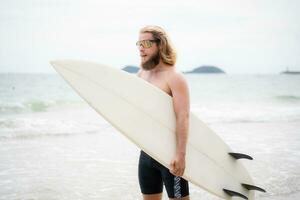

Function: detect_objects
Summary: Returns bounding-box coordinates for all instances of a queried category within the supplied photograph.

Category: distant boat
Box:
[280,67,300,75]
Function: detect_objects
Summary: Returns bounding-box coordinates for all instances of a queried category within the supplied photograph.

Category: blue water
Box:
[0,73,81,115]
[0,73,300,199]
[1,73,300,122]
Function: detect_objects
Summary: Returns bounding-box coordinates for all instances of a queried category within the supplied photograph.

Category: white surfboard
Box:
[50,60,263,199]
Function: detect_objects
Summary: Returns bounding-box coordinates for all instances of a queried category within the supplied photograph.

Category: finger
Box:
[174,169,181,176]
[170,170,175,176]
[169,162,175,170]
[170,160,175,167]
[176,167,184,176]
[170,168,178,175]
[179,169,184,176]
[169,165,174,171]
[178,170,183,177]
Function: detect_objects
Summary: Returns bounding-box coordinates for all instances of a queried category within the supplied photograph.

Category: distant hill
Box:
[122,65,226,74]
[185,66,225,74]
[122,65,139,73]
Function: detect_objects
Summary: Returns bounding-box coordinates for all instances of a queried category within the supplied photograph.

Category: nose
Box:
[139,46,145,53]
[138,44,145,51]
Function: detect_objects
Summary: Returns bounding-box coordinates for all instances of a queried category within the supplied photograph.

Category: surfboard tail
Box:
[223,188,248,199]
[242,183,266,192]
[228,152,253,160]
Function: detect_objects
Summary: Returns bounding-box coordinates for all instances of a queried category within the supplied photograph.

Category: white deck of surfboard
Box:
[51,60,255,199]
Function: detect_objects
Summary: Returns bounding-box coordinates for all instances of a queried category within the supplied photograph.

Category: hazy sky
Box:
[0,0,299,74]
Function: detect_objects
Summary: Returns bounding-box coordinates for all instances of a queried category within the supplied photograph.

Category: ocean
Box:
[0,73,300,199]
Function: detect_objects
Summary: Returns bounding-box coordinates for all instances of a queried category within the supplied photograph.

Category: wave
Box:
[191,106,300,124]
[205,117,300,124]
[274,95,300,103]
[219,118,300,123]
[0,120,105,140]
[0,116,111,140]
[0,99,84,115]
[0,130,99,140]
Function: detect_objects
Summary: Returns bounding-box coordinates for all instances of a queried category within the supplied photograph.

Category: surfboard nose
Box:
[50,60,67,69]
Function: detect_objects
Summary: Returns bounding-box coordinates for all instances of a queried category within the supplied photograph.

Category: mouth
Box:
[140,55,147,61]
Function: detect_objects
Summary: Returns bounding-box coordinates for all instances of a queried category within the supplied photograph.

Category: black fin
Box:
[228,152,253,160]
[242,183,266,192]
[223,189,248,199]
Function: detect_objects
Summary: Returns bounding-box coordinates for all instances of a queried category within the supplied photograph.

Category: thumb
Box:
[170,159,175,169]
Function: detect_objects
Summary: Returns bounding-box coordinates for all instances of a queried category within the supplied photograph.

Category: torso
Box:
[138,67,174,97]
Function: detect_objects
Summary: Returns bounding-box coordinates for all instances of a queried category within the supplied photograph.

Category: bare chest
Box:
[139,72,172,96]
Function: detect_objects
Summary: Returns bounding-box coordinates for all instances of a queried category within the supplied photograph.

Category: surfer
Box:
[136,25,190,200]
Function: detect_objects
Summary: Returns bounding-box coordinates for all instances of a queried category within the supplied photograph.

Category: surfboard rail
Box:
[50,59,265,199]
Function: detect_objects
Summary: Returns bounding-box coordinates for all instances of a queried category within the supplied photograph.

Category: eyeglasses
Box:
[136,40,157,48]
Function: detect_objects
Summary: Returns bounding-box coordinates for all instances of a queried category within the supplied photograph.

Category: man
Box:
[136,25,190,200]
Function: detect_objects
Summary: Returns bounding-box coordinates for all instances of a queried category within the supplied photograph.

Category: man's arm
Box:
[167,72,190,177]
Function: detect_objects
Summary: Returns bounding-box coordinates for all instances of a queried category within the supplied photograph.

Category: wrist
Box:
[176,151,186,157]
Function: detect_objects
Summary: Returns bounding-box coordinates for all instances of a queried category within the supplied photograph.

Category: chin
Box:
[141,60,148,66]
[142,57,148,62]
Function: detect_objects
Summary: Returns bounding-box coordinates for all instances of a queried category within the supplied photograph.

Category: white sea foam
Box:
[0,73,300,199]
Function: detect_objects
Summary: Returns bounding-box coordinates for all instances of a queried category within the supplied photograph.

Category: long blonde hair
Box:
[140,25,177,66]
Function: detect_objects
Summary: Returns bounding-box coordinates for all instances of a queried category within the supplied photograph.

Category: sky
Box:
[0,0,299,74]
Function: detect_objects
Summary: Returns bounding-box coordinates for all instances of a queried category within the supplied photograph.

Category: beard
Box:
[141,52,160,71]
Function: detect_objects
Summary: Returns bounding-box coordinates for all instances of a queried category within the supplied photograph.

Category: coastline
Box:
[0,108,299,199]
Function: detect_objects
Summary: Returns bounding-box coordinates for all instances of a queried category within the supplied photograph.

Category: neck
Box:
[150,60,170,72]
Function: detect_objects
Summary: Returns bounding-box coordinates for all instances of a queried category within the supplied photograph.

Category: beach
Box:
[0,73,300,199]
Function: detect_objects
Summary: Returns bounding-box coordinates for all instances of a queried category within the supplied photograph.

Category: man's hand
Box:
[169,153,186,177]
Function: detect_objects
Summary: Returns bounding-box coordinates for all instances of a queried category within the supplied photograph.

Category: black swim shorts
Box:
[138,150,189,198]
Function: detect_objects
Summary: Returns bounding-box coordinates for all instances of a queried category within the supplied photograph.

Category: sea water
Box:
[0,73,299,200]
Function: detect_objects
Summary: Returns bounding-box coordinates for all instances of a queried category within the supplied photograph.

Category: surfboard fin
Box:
[228,152,253,160]
[242,183,266,192]
[223,189,248,199]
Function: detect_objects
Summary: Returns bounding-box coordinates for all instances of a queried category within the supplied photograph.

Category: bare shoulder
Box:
[166,68,190,112]
[166,68,188,87]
